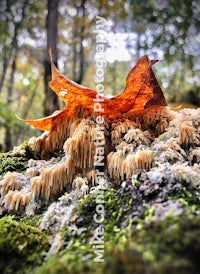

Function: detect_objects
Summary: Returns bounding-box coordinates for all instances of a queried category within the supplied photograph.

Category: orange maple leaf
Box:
[20,54,167,131]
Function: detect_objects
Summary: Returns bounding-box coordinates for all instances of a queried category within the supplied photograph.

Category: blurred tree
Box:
[71,0,86,84]
[44,0,59,116]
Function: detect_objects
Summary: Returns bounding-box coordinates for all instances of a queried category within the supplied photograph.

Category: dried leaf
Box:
[20,54,167,131]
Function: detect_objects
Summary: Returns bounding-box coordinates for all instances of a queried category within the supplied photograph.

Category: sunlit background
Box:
[0,0,200,151]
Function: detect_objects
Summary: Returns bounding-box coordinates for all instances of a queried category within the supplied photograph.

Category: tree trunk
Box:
[43,0,59,116]
[5,51,17,151]
[72,0,86,84]
[0,0,13,94]
[78,1,85,85]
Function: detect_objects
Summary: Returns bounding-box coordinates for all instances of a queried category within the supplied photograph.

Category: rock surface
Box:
[1,108,200,273]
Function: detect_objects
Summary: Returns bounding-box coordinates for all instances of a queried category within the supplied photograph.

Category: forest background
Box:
[0,0,199,152]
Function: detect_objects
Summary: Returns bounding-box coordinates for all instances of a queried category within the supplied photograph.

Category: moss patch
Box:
[34,170,200,274]
[1,178,199,274]
[104,213,200,274]
[35,212,200,274]
[18,215,43,228]
[0,142,33,176]
[0,154,27,176]
[0,216,49,274]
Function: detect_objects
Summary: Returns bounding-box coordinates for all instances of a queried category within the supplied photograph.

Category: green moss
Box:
[0,216,49,274]
[128,213,200,273]
[0,142,33,176]
[0,155,27,176]
[68,188,129,245]
[19,215,43,228]
[167,185,200,213]
[35,179,200,274]
[35,212,200,274]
